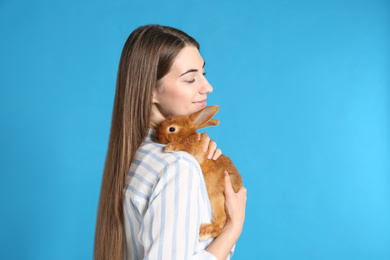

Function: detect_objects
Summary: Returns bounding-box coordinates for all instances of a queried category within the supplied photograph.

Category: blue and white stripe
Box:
[123,129,234,259]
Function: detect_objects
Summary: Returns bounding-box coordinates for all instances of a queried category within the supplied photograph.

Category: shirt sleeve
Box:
[139,155,217,260]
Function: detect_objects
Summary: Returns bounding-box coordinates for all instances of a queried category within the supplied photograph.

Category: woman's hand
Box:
[223,171,247,235]
[197,132,222,160]
[205,171,247,260]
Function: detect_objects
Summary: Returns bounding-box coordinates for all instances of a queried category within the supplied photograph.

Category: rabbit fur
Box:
[157,105,243,240]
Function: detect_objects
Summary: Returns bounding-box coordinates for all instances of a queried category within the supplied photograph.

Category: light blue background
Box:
[1,0,389,259]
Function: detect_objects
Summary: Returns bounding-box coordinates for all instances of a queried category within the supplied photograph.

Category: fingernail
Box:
[207,153,212,159]
[224,170,228,175]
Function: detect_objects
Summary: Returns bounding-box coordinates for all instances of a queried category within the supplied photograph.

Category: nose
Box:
[199,76,213,94]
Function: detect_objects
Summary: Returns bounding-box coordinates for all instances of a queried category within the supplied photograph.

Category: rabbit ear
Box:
[189,105,220,129]
[198,118,220,129]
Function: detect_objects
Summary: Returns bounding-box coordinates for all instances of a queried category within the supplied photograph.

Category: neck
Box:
[150,104,166,130]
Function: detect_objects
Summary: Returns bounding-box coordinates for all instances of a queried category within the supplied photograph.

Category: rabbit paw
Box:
[165,143,178,153]
[199,223,223,240]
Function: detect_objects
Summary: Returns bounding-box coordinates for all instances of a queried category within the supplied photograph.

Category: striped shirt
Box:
[123,129,234,260]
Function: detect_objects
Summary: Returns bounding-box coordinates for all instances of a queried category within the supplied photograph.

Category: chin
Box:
[190,106,203,114]
[171,106,202,116]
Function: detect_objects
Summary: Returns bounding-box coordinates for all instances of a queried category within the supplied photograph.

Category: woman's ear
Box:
[152,91,159,104]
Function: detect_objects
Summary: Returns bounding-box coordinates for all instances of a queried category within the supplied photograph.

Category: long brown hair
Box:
[94,25,199,260]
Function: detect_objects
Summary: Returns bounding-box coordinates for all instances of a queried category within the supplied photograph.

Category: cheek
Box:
[167,84,197,103]
[157,81,200,115]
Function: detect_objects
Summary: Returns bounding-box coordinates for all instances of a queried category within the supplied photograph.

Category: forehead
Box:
[171,46,204,71]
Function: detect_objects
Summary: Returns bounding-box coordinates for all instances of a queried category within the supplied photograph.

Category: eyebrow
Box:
[179,61,206,77]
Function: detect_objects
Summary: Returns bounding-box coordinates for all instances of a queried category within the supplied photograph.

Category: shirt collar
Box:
[145,128,157,142]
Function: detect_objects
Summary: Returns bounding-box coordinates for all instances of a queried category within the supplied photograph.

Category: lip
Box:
[193,100,207,107]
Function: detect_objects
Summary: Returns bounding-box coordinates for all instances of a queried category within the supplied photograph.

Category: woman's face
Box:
[153,46,213,117]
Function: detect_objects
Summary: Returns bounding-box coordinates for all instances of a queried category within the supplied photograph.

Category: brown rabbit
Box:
[157,105,243,240]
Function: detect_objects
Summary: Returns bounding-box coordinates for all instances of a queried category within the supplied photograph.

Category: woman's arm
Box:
[139,148,246,260]
[205,172,247,260]
[139,155,218,260]
[198,134,247,259]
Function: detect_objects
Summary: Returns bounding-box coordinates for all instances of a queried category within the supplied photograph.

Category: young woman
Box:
[94,25,247,260]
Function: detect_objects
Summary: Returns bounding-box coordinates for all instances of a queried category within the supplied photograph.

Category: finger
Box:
[212,149,222,160]
[207,140,217,159]
[197,132,201,141]
[224,171,235,195]
[238,187,247,194]
[201,133,210,152]
[237,187,247,199]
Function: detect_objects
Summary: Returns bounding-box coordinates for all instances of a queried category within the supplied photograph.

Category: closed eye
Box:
[184,70,206,84]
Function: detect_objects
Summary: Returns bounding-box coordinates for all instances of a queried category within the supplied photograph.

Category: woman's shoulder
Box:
[135,140,201,172]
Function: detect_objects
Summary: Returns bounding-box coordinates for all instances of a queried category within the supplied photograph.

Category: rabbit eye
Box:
[168,127,176,133]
